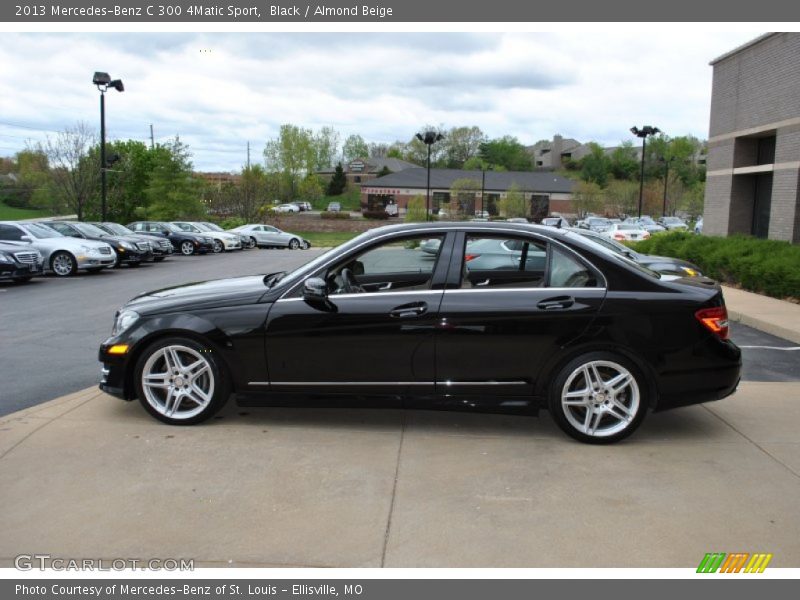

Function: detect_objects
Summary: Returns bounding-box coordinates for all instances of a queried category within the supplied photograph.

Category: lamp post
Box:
[416,130,444,220]
[630,125,660,218]
[659,156,675,218]
[93,72,124,221]
[479,165,493,216]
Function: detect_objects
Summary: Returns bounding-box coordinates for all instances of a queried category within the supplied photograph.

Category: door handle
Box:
[389,301,428,318]
[537,296,575,310]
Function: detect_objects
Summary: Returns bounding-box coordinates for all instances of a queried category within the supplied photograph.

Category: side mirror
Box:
[20,235,32,242]
[303,277,328,301]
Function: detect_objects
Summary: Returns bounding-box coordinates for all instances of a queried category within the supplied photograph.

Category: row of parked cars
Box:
[0,219,312,283]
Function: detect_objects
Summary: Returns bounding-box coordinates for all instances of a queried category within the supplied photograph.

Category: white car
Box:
[604,223,651,242]
[0,221,116,276]
[271,203,300,213]
[229,224,310,250]
[171,222,242,253]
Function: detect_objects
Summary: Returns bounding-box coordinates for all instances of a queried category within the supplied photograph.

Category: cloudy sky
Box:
[0,31,761,171]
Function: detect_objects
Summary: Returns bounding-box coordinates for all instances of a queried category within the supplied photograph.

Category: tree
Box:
[103,140,157,223]
[608,142,639,181]
[2,150,51,210]
[327,162,347,195]
[264,124,314,197]
[579,142,611,187]
[572,181,604,217]
[342,134,369,163]
[443,126,485,168]
[498,183,528,218]
[605,180,639,217]
[144,137,205,220]
[449,177,481,218]
[297,174,324,203]
[405,195,427,223]
[313,126,340,171]
[478,136,532,171]
[37,122,99,220]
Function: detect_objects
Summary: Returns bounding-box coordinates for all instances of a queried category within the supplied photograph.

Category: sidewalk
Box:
[722,285,800,344]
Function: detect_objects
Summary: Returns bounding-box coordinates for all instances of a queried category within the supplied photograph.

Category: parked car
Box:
[0,242,44,283]
[40,221,153,267]
[93,222,174,261]
[541,216,570,228]
[0,221,115,276]
[99,222,741,444]
[327,201,342,213]
[569,228,703,278]
[624,216,665,234]
[474,210,491,219]
[579,217,613,233]
[294,202,312,212]
[172,221,242,253]
[604,223,651,242]
[506,217,529,224]
[127,221,215,255]
[659,216,689,231]
[271,203,300,213]
[229,224,310,250]
[694,217,704,234]
[198,222,251,248]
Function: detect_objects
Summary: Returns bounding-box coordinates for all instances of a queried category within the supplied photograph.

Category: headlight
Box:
[80,244,92,253]
[0,252,12,263]
[111,309,140,336]
[119,241,134,250]
[680,266,701,277]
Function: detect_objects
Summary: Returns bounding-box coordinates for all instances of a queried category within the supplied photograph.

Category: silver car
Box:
[0,221,116,276]
[200,222,250,248]
[172,221,242,253]
[230,224,310,250]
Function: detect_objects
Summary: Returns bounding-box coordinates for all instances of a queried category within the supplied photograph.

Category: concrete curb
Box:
[721,285,800,345]
[727,309,800,345]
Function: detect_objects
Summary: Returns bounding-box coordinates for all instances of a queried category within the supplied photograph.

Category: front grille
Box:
[14,251,40,265]
[202,237,212,244]
[136,242,151,251]
[99,247,112,255]
[158,240,171,249]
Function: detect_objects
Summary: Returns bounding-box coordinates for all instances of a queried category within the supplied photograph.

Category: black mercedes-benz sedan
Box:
[98,222,741,444]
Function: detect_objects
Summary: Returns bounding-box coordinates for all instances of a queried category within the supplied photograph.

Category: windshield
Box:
[192,223,213,232]
[162,223,182,233]
[617,224,640,230]
[23,223,63,238]
[564,231,660,279]
[102,223,133,235]
[663,217,683,224]
[74,222,110,237]
[202,223,223,232]
[588,218,611,225]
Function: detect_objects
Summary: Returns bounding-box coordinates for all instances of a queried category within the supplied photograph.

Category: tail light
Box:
[614,233,625,240]
[464,254,480,262]
[643,232,651,239]
[695,306,729,340]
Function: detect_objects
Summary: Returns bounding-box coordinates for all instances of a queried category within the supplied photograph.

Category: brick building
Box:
[361,168,575,218]
[704,33,800,242]
[317,157,418,188]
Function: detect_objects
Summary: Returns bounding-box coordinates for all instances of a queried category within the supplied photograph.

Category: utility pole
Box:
[149,124,155,149]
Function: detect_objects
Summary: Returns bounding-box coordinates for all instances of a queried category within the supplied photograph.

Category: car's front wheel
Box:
[50,251,77,276]
[180,241,195,255]
[288,238,300,250]
[134,337,230,425]
[248,236,257,249]
[548,352,647,444]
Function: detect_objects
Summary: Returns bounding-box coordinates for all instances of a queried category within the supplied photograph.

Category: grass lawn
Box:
[0,201,49,220]
[311,188,362,212]
[296,230,360,248]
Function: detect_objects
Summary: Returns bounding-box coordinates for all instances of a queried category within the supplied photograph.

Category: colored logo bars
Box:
[697,552,773,573]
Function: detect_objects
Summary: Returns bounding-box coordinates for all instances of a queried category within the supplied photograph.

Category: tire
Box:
[50,251,77,277]
[288,238,300,250]
[248,237,257,249]
[212,239,224,254]
[134,336,230,425]
[548,351,648,444]
[180,240,195,256]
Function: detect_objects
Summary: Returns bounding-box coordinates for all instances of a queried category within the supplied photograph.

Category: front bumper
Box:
[0,261,44,280]
[76,252,116,269]
[117,247,154,264]
[98,341,133,400]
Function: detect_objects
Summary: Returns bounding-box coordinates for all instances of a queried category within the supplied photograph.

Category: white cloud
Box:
[0,31,761,170]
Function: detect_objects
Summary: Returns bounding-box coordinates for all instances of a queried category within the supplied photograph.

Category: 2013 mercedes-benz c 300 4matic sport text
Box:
[98,222,741,444]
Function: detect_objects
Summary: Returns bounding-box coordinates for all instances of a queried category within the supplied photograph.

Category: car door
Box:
[435,230,607,399]
[261,225,284,245]
[262,231,454,398]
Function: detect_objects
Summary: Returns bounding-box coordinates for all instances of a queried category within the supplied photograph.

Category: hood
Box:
[125,275,269,314]
[28,236,111,251]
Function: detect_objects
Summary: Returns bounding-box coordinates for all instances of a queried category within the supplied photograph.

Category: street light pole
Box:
[630,125,660,218]
[481,168,485,215]
[661,157,672,218]
[93,72,124,222]
[416,130,444,220]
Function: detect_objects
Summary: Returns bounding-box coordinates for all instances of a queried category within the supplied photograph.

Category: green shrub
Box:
[632,232,800,299]
[218,216,247,229]
[362,210,390,220]
[405,195,427,223]
[320,211,351,220]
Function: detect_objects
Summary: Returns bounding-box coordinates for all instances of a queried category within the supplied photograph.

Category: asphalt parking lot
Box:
[0,247,797,416]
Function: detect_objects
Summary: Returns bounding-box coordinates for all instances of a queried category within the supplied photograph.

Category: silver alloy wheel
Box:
[288,238,300,250]
[51,252,74,276]
[180,241,194,255]
[141,344,214,420]
[213,239,223,253]
[560,360,640,438]
[248,237,257,249]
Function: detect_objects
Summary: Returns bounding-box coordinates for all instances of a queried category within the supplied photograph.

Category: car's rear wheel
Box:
[548,352,647,444]
[50,251,77,276]
[288,238,300,250]
[134,337,230,425]
[180,241,195,255]
[212,240,224,253]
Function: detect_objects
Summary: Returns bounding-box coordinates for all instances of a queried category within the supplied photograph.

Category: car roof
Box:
[359,220,573,241]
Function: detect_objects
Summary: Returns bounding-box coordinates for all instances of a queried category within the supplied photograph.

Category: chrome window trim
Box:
[443,287,608,294]
[248,380,528,386]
